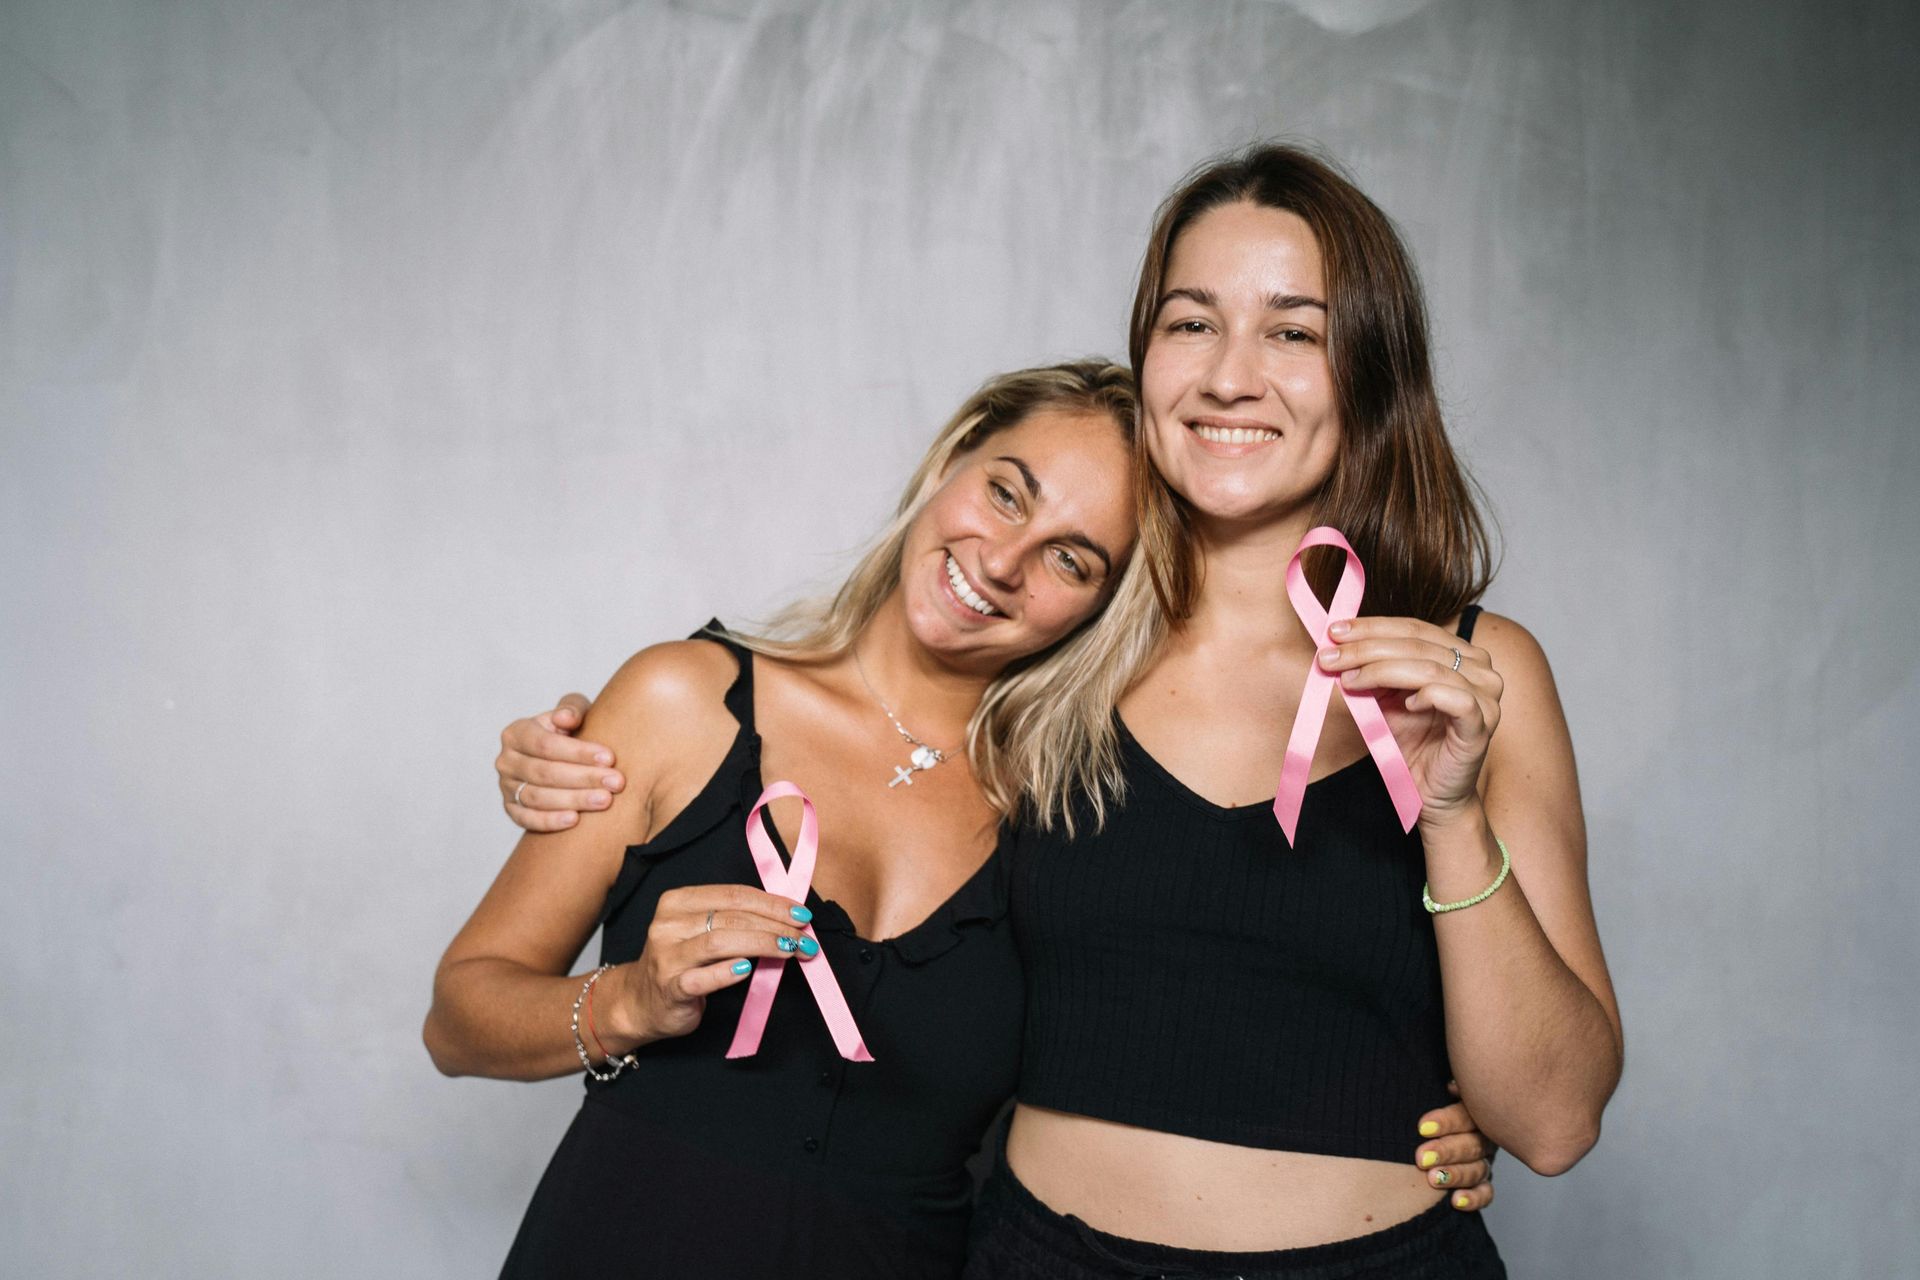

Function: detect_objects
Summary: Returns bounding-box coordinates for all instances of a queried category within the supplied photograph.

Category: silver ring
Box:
[513,780,528,806]
[1449,647,1463,673]
[704,909,716,934]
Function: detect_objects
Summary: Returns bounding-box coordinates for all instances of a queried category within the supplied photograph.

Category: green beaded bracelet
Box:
[1423,837,1511,914]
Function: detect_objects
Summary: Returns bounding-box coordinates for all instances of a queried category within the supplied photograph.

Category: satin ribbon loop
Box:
[726,781,875,1062]
[1272,527,1423,844]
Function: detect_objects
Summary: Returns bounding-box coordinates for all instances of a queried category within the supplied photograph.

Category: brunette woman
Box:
[965,146,1620,1279]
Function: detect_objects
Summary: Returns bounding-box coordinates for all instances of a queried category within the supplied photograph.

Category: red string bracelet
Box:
[584,967,616,1064]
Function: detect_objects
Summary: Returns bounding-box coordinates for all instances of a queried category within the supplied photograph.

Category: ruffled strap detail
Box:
[598,620,760,925]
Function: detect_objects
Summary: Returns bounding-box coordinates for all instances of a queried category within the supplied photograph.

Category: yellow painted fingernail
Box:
[1420,1150,1439,1168]
[1454,1193,1471,1209]
[1419,1120,1440,1137]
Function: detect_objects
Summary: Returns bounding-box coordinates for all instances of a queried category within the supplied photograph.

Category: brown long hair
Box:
[1128,142,1496,624]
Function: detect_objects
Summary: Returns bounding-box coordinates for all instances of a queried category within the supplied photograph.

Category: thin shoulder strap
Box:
[693,619,756,730]
[1455,604,1483,643]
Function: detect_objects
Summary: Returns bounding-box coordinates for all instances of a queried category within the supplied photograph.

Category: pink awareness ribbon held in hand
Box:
[1273,527,1423,845]
[726,781,875,1062]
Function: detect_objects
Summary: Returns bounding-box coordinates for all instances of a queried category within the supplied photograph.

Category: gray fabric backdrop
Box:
[4,0,1915,1274]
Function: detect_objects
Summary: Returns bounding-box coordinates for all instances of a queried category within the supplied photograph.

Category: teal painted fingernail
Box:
[796,936,819,958]
[776,936,798,953]
[789,905,813,924]
[731,960,753,975]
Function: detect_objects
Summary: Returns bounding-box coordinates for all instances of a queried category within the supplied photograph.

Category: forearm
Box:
[1423,809,1622,1174]
[423,957,647,1081]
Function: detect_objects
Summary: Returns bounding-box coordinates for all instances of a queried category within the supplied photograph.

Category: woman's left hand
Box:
[1316,615,1503,823]
[1415,1081,1498,1212]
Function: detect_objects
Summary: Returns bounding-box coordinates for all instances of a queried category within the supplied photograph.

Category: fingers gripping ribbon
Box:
[726,781,875,1062]
[1273,527,1423,845]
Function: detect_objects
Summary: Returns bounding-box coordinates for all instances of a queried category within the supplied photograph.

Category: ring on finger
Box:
[1449,647,1463,673]
[513,781,528,806]
[704,909,715,935]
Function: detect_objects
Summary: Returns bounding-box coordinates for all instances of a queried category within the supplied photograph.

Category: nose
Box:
[976,529,1026,593]
[1200,331,1263,404]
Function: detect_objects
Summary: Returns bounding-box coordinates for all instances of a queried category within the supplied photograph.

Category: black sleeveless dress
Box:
[500,628,1024,1280]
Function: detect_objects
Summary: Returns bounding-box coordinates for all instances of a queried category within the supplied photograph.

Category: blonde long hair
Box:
[718,359,1176,835]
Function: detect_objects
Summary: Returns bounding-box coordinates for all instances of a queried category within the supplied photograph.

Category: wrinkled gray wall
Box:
[4,1,1915,1274]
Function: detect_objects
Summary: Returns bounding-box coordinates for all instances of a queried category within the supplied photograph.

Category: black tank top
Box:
[1010,607,1482,1164]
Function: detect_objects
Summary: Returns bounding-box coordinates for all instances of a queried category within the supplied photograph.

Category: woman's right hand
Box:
[497,693,623,832]
[604,885,820,1048]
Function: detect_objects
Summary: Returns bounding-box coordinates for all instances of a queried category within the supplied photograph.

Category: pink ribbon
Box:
[1273,527,1423,845]
[726,781,875,1062]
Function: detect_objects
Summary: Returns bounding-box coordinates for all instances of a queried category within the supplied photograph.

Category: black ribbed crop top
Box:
[1010,607,1481,1164]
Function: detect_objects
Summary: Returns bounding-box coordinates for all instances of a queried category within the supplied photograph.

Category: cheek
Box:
[1282,366,1337,418]
[1020,582,1097,639]
[1139,347,1182,412]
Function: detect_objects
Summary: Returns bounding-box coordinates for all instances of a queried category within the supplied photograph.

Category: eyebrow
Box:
[1158,286,1327,312]
[994,454,1115,576]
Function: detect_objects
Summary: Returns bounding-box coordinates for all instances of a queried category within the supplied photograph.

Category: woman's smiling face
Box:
[898,405,1137,675]
[1139,200,1342,529]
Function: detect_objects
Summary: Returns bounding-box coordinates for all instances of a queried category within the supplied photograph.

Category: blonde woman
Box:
[426,361,1143,1278]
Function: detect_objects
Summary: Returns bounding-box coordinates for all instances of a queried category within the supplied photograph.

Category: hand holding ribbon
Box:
[1273,527,1424,844]
[727,781,875,1062]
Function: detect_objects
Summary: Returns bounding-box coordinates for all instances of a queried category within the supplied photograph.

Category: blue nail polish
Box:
[731,959,753,975]
[796,936,819,958]
[789,905,813,924]
[776,936,798,953]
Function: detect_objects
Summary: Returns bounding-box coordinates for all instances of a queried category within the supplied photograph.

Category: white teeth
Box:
[945,554,999,616]
[1191,424,1279,444]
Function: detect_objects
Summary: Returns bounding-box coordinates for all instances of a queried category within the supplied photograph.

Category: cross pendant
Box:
[889,765,915,788]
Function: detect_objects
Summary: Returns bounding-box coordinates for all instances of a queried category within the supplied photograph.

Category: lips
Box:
[943,553,1002,618]
[1187,416,1281,447]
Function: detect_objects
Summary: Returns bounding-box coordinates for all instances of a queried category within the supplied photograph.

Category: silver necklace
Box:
[851,644,949,788]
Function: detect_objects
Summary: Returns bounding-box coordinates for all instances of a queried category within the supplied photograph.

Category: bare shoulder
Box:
[1467,612,1578,799]
[1465,610,1554,688]
[589,637,741,737]
[585,637,744,838]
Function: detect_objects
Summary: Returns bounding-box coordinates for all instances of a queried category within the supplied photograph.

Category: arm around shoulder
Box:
[422,638,744,1079]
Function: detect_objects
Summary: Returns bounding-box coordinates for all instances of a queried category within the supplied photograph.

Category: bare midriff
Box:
[1005,1104,1443,1251]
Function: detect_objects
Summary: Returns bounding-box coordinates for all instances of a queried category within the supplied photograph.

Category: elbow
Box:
[421,1009,469,1078]
[1508,1115,1602,1177]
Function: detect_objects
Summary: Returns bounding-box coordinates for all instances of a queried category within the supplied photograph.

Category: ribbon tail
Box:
[1272,752,1309,847]
[1274,667,1338,847]
[795,941,875,1062]
[724,957,788,1059]
[1345,690,1423,833]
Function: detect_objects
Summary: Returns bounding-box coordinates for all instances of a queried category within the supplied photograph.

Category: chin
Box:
[902,588,966,654]
[1178,476,1279,524]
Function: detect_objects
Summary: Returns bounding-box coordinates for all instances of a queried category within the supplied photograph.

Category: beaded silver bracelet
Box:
[571,964,640,1082]
[1422,837,1512,914]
